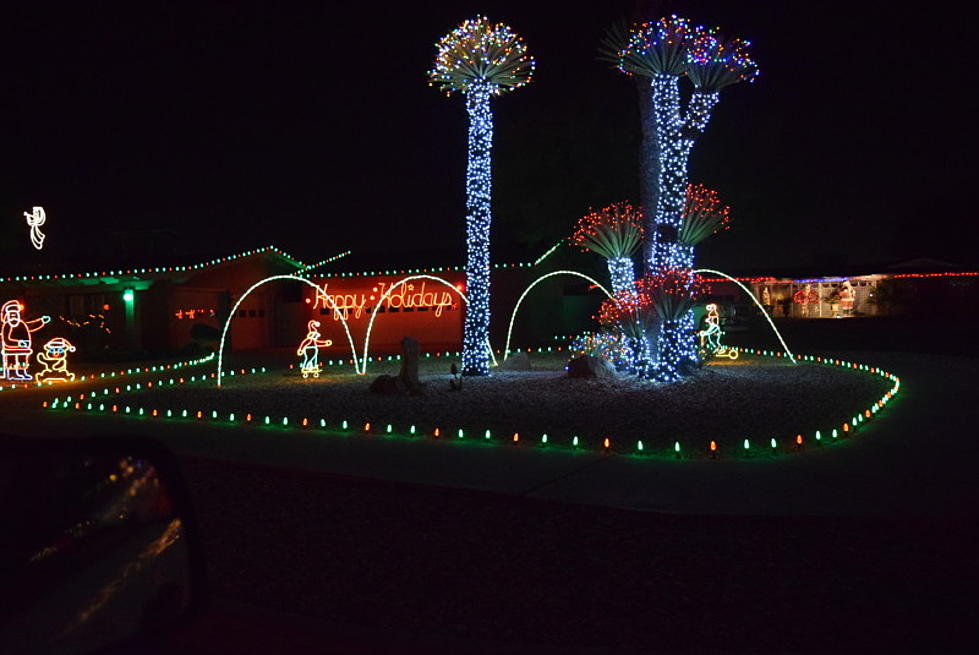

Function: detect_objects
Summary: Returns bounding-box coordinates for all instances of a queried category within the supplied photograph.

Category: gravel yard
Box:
[129,352,890,454]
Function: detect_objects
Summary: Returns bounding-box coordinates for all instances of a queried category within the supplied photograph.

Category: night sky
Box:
[2,1,976,274]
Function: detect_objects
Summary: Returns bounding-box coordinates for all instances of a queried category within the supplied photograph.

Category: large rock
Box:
[369,337,425,395]
[369,374,406,395]
[399,337,421,387]
[567,355,616,379]
[498,351,532,371]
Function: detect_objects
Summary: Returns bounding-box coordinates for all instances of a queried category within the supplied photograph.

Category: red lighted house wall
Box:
[303,273,466,356]
[179,255,297,351]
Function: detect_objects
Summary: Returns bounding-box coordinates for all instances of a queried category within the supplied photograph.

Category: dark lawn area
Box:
[167,455,978,653]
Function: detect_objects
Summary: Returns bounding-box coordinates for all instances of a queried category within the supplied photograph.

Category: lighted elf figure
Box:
[297,320,332,379]
[1,300,51,381]
[839,280,855,317]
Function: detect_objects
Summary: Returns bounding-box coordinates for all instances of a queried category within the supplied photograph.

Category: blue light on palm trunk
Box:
[461,82,494,375]
[429,16,535,376]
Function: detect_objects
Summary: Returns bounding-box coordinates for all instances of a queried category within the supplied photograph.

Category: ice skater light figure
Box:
[24,206,47,250]
[35,337,76,383]
[698,303,737,360]
[297,320,332,379]
[1,300,50,381]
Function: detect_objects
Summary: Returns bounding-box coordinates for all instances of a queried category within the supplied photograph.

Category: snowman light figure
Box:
[36,337,76,383]
[297,320,332,379]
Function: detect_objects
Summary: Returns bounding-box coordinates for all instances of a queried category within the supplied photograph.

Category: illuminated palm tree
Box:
[429,16,535,375]
[607,15,757,379]
[571,201,644,295]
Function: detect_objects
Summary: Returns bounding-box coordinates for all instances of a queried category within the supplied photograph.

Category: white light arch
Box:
[217,275,359,387]
[693,268,796,364]
[360,274,496,375]
[503,270,615,362]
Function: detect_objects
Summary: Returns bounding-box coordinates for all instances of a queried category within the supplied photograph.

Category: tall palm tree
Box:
[429,16,535,375]
[607,15,757,380]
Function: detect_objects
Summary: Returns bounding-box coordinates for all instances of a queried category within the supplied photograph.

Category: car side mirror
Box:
[0,436,204,653]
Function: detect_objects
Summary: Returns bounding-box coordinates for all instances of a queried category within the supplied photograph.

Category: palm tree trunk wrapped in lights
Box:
[645,269,710,381]
[571,201,644,295]
[429,16,535,376]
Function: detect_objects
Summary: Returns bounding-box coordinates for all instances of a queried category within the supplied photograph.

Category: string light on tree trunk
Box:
[429,16,535,376]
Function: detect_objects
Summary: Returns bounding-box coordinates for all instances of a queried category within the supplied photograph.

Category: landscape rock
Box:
[399,337,421,387]
[370,337,426,395]
[369,374,406,395]
[567,355,616,379]
[498,351,532,371]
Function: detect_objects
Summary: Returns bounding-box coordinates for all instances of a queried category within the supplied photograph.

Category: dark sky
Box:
[2,1,976,275]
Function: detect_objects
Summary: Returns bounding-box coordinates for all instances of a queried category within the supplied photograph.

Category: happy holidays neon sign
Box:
[312,281,457,320]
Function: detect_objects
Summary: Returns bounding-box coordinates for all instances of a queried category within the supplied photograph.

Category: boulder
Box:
[369,337,425,395]
[399,337,420,386]
[369,374,406,395]
[567,355,616,379]
[498,351,532,371]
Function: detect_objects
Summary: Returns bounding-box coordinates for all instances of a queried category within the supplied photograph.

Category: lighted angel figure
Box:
[35,337,76,383]
[297,320,332,379]
[24,206,46,250]
[1,299,51,381]
[698,303,738,360]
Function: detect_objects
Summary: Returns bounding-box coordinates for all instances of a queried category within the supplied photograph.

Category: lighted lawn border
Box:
[42,348,900,459]
[1,353,216,393]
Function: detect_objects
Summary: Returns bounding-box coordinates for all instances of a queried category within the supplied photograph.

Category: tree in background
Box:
[429,16,535,375]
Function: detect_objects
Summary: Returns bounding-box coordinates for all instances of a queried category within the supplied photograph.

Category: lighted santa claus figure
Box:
[1,299,50,381]
[839,280,855,317]
[761,286,773,316]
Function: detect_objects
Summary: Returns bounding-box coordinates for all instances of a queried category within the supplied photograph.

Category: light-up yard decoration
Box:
[1,300,51,381]
[217,275,359,387]
[693,268,796,364]
[429,16,535,376]
[35,337,77,382]
[571,202,644,295]
[23,206,47,250]
[502,270,614,362]
[359,273,498,374]
[51,347,901,460]
[698,303,737,360]
[297,320,332,379]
